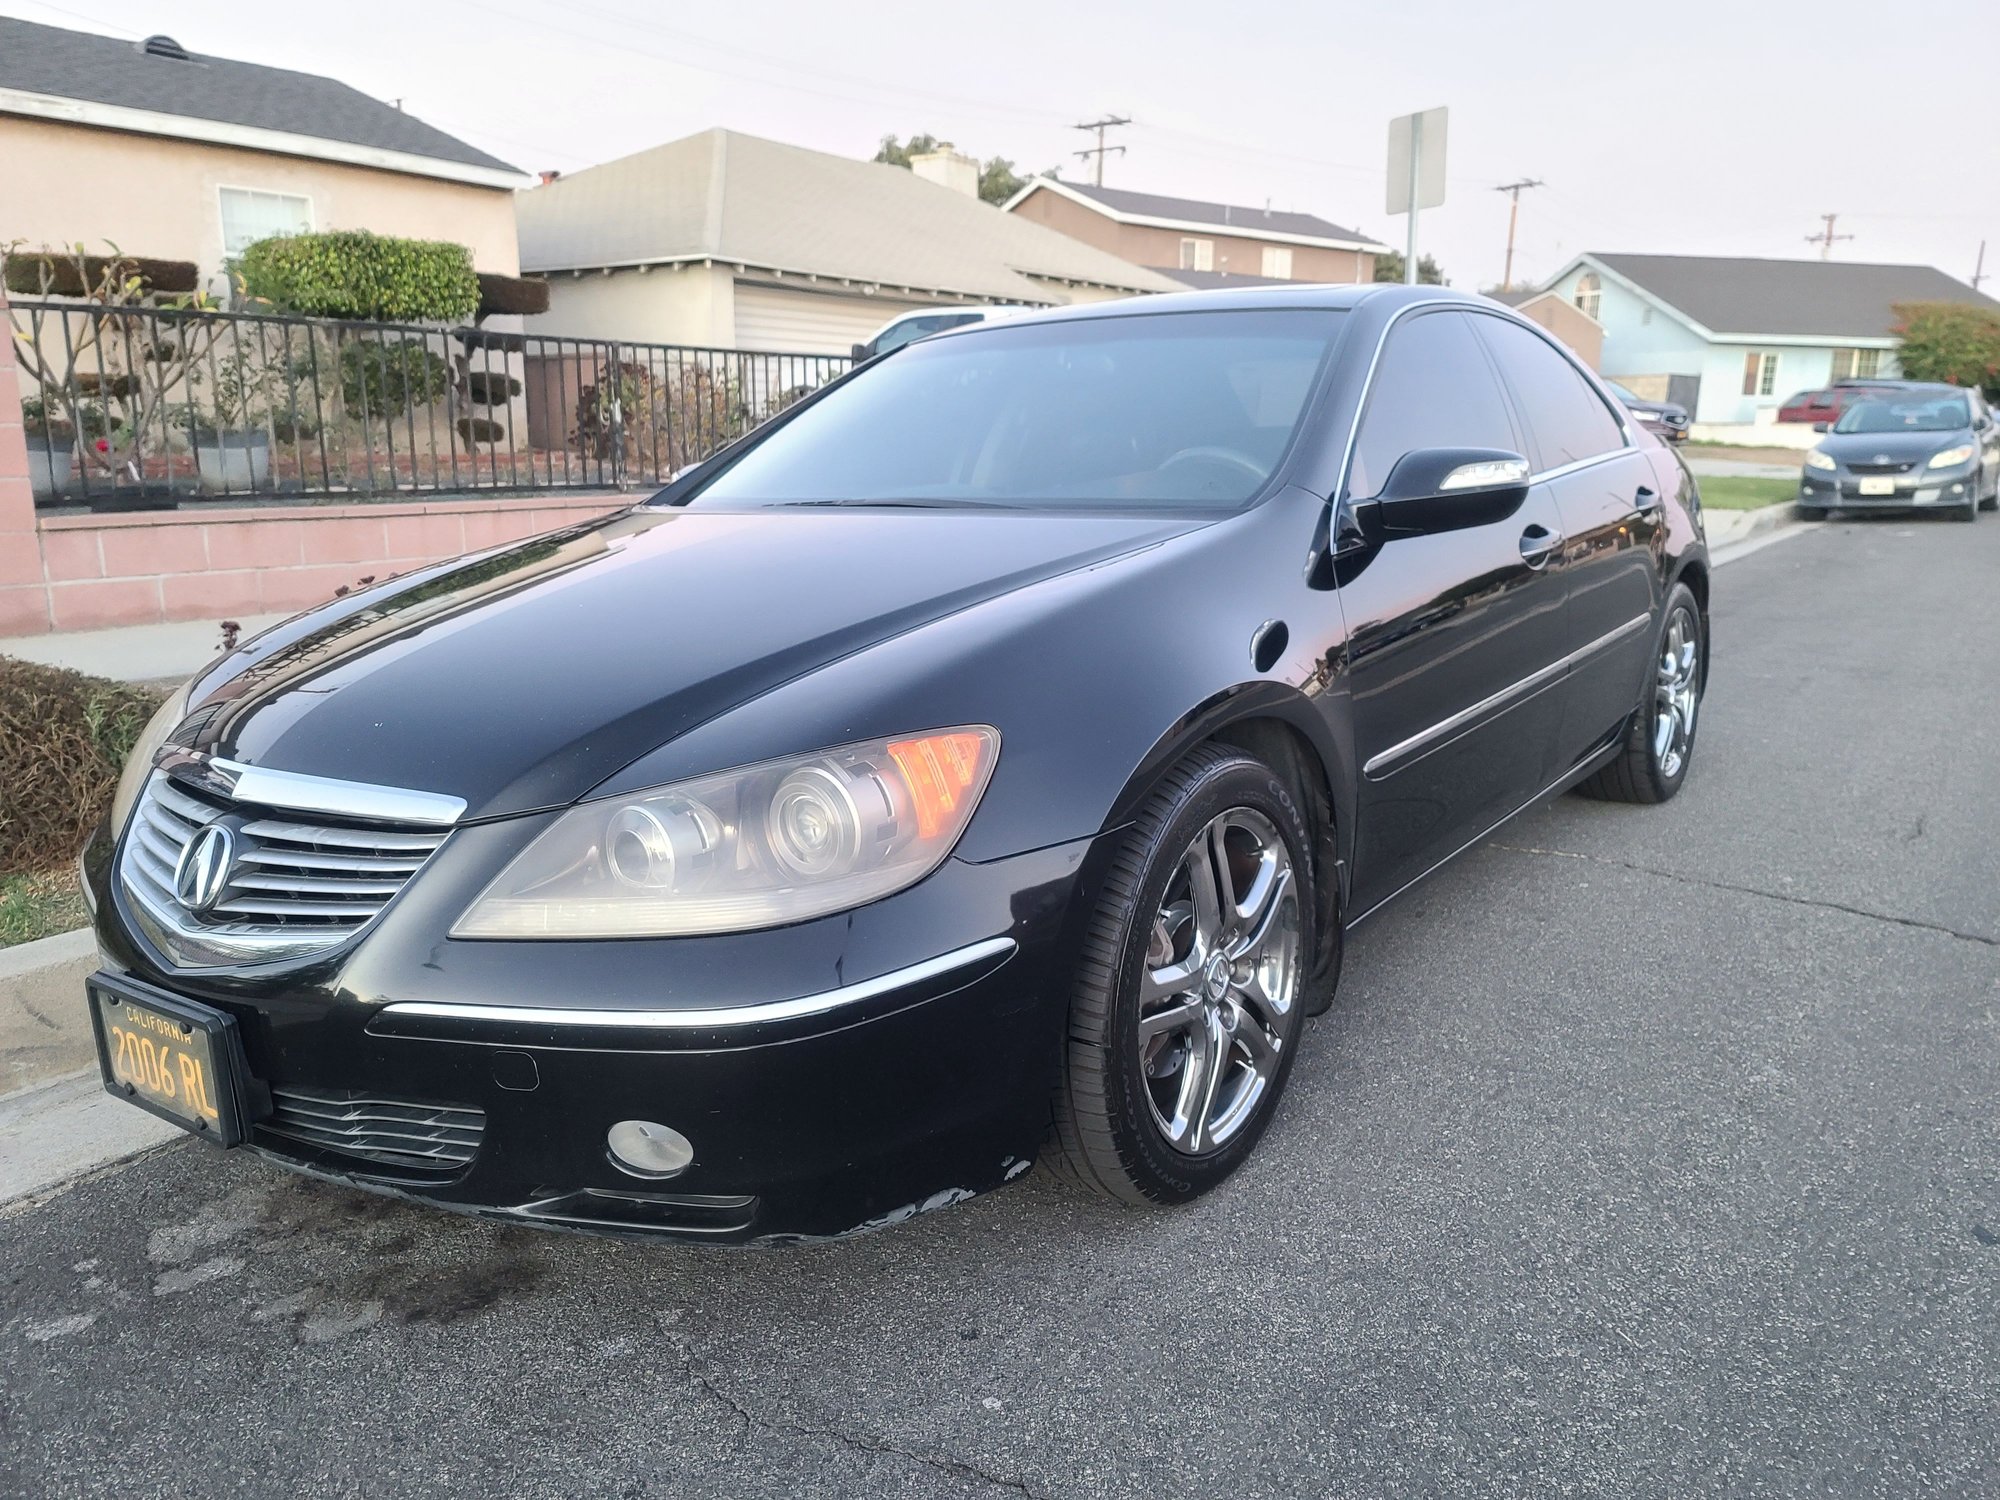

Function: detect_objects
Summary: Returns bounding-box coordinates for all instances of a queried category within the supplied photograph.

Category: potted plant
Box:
[19,395,74,503]
[190,344,272,494]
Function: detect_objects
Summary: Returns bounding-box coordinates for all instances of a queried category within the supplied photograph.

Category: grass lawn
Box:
[1699,475,1798,510]
[0,868,88,948]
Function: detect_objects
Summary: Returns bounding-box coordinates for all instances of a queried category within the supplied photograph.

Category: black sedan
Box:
[1798,387,2000,521]
[1606,379,1690,443]
[82,286,1709,1243]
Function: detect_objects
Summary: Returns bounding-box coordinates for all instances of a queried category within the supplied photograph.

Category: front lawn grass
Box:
[1699,475,1798,510]
[0,868,89,947]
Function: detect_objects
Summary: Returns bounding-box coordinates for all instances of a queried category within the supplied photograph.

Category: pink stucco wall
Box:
[0,293,629,638]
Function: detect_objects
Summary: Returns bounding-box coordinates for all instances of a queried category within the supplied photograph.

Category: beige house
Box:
[1003,179,1388,288]
[0,19,529,289]
[1490,288,1604,370]
[516,130,1182,355]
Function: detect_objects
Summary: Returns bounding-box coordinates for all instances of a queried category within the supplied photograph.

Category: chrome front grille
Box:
[119,771,449,967]
[264,1085,484,1173]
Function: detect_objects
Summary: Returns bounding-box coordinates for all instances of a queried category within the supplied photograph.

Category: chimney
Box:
[539,170,562,186]
[910,145,980,197]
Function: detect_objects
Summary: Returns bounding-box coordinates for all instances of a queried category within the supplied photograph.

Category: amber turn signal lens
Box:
[887,731,990,840]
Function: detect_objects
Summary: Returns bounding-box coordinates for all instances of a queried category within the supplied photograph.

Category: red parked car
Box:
[1778,380,1912,425]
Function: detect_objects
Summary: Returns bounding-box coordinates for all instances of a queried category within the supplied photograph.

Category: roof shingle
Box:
[0,17,518,177]
[1050,182,1384,249]
[1589,252,2000,338]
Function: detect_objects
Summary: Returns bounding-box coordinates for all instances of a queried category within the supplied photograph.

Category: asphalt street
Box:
[3,516,1996,1499]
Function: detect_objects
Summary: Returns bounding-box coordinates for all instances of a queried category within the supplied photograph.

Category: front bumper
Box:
[1800,463,1978,509]
[85,824,1106,1244]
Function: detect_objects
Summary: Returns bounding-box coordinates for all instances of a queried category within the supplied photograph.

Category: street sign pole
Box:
[1404,113,1422,285]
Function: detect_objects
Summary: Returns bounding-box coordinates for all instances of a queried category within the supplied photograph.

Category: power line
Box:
[1072,115,1131,187]
[1493,177,1544,291]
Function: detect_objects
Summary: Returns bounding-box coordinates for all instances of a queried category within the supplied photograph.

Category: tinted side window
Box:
[1472,315,1626,470]
[1348,311,1519,499]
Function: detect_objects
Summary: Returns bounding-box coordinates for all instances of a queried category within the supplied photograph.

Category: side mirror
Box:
[1356,447,1532,538]
[1812,421,1829,433]
[850,342,870,362]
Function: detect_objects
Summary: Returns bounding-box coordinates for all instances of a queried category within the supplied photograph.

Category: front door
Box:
[1331,308,1573,914]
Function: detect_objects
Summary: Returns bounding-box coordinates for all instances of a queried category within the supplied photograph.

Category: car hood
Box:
[1817,430,1967,464]
[180,505,1206,819]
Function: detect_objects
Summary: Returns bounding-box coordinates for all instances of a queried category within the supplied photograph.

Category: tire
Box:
[1953,493,1978,522]
[1575,581,1704,805]
[1050,744,1315,1206]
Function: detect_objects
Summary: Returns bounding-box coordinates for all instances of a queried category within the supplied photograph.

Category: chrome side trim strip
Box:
[380,936,1018,1030]
[1363,612,1651,779]
[157,750,466,827]
[1530,447,1633,485]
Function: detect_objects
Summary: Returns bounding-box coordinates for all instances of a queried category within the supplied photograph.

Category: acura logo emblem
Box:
[173,822,236,914]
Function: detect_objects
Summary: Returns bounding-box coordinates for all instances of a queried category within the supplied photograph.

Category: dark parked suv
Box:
[81,286,1709,1243]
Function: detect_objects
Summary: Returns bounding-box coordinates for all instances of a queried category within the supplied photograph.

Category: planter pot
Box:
[87,483,181,514]
[194,430,271,494]
[24,435,74,503]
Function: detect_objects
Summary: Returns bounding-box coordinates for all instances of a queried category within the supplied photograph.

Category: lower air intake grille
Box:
[264,1085,484,1172]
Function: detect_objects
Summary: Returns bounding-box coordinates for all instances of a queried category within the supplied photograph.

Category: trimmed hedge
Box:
[237,230,480,323]
[476,272,551,319]
[464,371,522,405]
[457,416,505,444]
[0,657,166,873]
[338,338,451,411]
[2,252,199,298]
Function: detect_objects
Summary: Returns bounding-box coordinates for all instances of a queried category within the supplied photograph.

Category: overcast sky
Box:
[13,0,1997,292]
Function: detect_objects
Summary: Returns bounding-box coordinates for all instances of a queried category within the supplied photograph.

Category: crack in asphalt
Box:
[666,1330,1050,1500]
[1487,842,2000,949]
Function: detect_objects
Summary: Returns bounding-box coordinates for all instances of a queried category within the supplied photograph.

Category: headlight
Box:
[453,727,999,938]
[1804,449,1837,472]
[1928,444,1975,469]
[107,683,192,837]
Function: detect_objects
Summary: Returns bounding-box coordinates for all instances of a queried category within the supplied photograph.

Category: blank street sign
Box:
[1386,107,1448,216]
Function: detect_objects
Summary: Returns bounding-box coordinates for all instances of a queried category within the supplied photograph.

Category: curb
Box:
[1704,503,1798,549]
[0,926,99,1096]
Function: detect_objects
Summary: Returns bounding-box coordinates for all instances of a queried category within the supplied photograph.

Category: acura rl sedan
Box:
[83,286,1710,1244]
[1798,386,2000,521]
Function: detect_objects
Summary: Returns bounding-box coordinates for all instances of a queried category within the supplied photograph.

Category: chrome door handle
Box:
[1519,525,1562,570]
[1633,485,1661,513]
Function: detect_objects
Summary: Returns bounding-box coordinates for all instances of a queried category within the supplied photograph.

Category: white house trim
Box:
[523,251,1162,306]
[1002,178,1387,254]
[0,85,532,190]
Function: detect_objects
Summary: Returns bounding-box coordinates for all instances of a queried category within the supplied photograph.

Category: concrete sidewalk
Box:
[0,612,287,683]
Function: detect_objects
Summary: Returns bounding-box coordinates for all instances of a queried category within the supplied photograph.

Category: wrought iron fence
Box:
[8,298,850,509]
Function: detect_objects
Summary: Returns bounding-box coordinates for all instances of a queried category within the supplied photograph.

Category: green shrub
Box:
[237,230,480,323]
[0,657,167,873]
[464,371,522,405]
[2,251,199,298]
[1892,301,2000,399]
[475,272,551,319]
[338,338,451,411]
[457,415,505,444]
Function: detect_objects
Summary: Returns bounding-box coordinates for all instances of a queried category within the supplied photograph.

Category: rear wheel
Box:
[1575,582,1704,805]
[1050,745,1313,1206]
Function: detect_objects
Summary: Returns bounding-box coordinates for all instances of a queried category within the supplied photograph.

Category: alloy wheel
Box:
[1654,604,1700,779]
[1135,808,1302,1156]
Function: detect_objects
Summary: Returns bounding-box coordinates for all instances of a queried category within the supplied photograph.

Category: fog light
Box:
[607,1119,694,1179]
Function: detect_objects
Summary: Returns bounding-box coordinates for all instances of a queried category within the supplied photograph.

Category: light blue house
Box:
[1535,253,2000,432]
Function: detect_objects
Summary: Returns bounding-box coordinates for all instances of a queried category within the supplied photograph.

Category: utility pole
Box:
[1973,240,1988,292]
[1493,177,1544,291]
[1072,115,1130,186]
[1805,214,1854,260]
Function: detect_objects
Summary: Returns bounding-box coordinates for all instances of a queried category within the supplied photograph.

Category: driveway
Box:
[3,519,1996,1499]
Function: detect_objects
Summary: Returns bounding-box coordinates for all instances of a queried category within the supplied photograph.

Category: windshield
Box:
[1833,396,1969,434]
[686,309,1345,510]
[1606,381,1640,403]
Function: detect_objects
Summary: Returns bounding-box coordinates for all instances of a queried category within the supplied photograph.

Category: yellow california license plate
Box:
[90,977,246,1145]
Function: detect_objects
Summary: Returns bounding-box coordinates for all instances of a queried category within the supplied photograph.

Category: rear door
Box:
[1333,308,1572,912]
[1471,312,1662,772]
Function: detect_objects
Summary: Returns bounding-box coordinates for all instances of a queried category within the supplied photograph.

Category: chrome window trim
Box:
[379,937,1018,1030]
[156,750,466,827]
[1363,612,1651,779]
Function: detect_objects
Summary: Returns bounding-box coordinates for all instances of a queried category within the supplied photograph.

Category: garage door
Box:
[732,283,929,355]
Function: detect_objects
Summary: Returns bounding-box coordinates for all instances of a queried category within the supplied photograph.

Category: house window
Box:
[1742,350,1781,397]
[1832,347,1882,379]
[218,187,313,260]
[1260,246,1293,279]
[1574,271,1602,321]
[1179,238,1214,272]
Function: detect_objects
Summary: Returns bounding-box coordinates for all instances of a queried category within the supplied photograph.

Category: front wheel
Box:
[1050,745,1314,1206]
[1575,581,1705,804]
